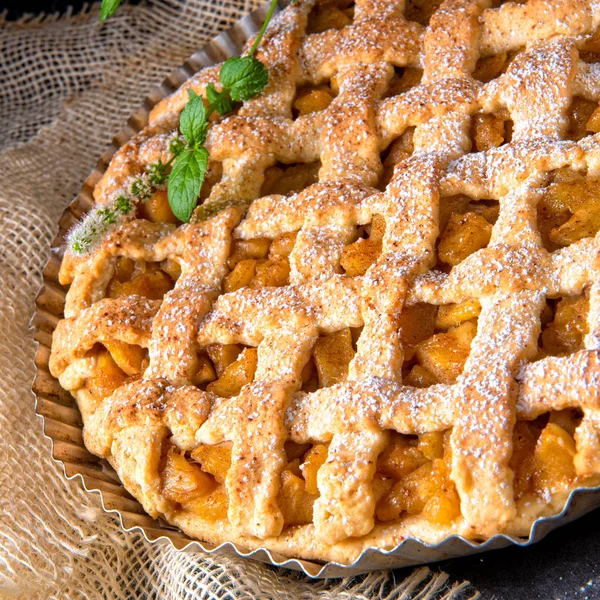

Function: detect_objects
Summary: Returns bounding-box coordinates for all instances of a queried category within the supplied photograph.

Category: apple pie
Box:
[49,0,600,565]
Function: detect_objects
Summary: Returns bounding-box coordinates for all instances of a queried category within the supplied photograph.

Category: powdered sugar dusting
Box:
[50,0,600,563]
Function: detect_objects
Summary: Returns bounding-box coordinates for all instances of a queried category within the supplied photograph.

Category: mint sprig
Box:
[167,90,211,221]
[72,0,277,254]
[69,157,174,255]
[100,0,121,21]
[164,0,277,224]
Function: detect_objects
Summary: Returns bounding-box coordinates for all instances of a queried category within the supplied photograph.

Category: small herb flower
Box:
[68,195,135,255]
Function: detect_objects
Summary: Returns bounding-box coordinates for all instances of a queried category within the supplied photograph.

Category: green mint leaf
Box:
[100,0,121,20]
[167,148,209,222]
[206,83,236,115]
[220,57,269,102]
[180,90,208,147]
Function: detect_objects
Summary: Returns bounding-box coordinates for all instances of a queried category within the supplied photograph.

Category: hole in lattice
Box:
[292,84,336,118]
[375,429,461,525]
[162,440,229,521]
[535,294,589,359]
[384,67,423,99]
[195,343,257,396]
[404,0,444,25]
[472,51,512,83]
[537,168,600,252]
[435,195,499,269]
[261,162,321,197]
[282,441,323,524]
[83,343,149,402]
[378,127,415,190]
[106,257,178,299]
[400,300,479,388]
[470,109,513,153]
[302,327,355,391]
[579,29,600,63]
[138,189,180,225]
[511,409,583,503]
[567,97,600,141]
[224,235,294,293]
[307,0,354,34]
[340,213,385,276]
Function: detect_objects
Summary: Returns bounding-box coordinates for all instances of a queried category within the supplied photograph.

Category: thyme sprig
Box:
[71,0,278,254]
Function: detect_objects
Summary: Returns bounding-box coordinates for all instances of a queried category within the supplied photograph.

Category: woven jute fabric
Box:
[0,2,479,597]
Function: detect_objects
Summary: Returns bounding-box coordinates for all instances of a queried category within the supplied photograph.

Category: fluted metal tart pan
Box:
[31,0,600,577]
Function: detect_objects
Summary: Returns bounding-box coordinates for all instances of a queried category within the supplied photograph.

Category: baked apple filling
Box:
[404,0,443,25]
[292,84,336,117]
[375,431,460,525]
[378,128,414,190]
[261,162,321,197]
[224,236,292,293]
[579,29,600,63]
[538,170,600,251]
[161,407,586,531]
[301,327,356,391]
[340,213,385,276]
[567,97,600,141]
[191,343,258,397]
[306,0,354,34]
[511,413,583,501]
[384,68,423,98]
[535,294,589,360]
[470,109,513,152]
[84,344,148,401]
[107,257,179,299]
[401,301,479,387]
[162,444,228,522]
[436,195,499,269]
[472,51,512,83]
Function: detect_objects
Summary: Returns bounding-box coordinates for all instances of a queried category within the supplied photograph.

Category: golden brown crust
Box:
[50,0,600,564]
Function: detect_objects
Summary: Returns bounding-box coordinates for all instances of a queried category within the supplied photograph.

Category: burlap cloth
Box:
[0,2,481,598]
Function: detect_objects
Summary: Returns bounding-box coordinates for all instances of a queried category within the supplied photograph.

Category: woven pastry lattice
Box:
[49,0,600,564]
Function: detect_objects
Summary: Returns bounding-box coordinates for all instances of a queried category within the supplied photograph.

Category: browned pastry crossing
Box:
[49,0,600,564]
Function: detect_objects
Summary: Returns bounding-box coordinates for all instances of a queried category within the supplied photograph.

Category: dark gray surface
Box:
[0,0,139,19]
[430,508,600,599]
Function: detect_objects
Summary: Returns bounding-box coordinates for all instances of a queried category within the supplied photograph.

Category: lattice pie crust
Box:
[50,0,600,564]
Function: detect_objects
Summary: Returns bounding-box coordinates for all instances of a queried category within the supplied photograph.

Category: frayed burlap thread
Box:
[0,2,479,598]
